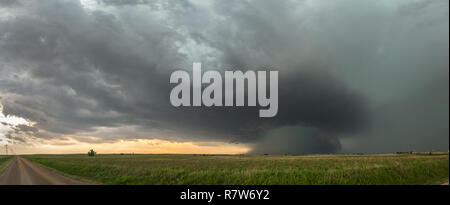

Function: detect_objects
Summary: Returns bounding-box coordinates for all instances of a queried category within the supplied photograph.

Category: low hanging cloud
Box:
[0,0,448,154]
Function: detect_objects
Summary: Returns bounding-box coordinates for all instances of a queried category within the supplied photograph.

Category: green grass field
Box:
[23,153,449,185]
[0,156,13,173]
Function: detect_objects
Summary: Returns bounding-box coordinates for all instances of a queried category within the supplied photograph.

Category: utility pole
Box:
[5,144,7,156]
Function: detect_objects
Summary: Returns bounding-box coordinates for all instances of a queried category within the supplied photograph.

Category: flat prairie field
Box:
[22,153,448,185]
[0,156,13,173]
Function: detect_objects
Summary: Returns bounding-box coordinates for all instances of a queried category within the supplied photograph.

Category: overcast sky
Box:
[0,0,448,154]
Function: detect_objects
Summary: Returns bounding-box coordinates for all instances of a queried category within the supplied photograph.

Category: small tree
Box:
[88,149,96,156]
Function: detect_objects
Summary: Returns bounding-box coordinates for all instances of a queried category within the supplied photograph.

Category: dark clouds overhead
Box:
[0,0,448,154]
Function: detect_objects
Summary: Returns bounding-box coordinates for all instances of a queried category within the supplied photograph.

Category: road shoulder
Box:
[24,157,99,185]
[0,156,14,175]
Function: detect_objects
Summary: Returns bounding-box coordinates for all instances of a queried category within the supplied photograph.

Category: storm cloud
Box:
[0,0,448,154]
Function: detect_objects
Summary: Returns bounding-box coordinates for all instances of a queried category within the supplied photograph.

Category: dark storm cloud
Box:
[0,0,20,7]
[99,0,150,6]
[249,126,342,155]
[0,0,448,154]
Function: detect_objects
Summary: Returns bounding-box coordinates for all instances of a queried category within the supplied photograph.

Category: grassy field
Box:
[23,153,449,185]
[0,156,13,173]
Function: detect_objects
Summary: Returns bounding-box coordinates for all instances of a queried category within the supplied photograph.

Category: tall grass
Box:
[24,154,449,185]
[0,156,13,173]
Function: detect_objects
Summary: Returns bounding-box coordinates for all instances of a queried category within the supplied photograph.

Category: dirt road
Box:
[0,156,87,185]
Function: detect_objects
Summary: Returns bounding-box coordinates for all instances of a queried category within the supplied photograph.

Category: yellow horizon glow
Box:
[6,138,250,155]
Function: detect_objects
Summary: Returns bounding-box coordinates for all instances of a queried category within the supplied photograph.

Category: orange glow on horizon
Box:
[7,138,250,155]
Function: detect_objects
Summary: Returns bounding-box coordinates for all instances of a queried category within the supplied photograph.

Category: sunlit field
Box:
[22,153,449,185]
